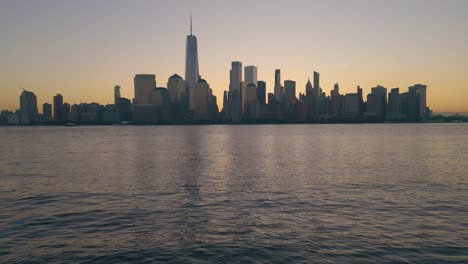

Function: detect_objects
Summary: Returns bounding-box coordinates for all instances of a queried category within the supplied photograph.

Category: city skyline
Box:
[1,0,468,113]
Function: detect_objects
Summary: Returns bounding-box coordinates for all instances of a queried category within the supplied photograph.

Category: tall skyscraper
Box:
[114,85,121,119]
[313,71,320,114]
[284,80,296,107]
[229,61,242,92]
[185,16,199,110]
[274,69,283,103]
[167,74,186,103]
[244,66,258,85]
[369,85,387,118]
[388,88,400,113]
[134,74,156,105]
[42,103,52,119]
[20,90,38,117]
[306,78,313,95]
[229,61,243,121]
[53,94,63,121]
[193,79,210,120]
[257,81,266,105]
[409,84,427,118]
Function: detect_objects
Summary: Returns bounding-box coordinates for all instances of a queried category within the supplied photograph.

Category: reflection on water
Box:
[0,124,468,263]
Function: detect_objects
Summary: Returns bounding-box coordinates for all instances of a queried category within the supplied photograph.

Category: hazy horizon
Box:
[1,0,467,112]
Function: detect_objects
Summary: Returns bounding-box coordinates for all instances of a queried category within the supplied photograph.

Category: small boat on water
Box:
[65,122,76,127]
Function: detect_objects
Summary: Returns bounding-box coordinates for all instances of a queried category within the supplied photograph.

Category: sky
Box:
[1,0,467,112]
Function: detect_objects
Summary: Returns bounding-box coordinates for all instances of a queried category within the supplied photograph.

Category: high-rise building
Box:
[134,74,156,105]
[306,78,313,95]
[167,74,186,103]
[367,85,387,118]
[194,79,210,120]
[244,66,258,86]
[114,85,121,119]
[333,83,339,94]
[43,103,52,119]
[229,61,242,92]
[185,16,199,110]
[313,71,320,114]
[284,80,296,107]
[344,93,359,114]
[229,61,243,121]
[388,88,400,113]
[257,81,266,105]
[409,84,427,118]
[274,69,283,103]
[401,90,420,120]
[53,94,64,121]
[20,90,38,117]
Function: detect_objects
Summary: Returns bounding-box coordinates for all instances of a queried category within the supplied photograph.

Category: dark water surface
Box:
[1,124,467,263]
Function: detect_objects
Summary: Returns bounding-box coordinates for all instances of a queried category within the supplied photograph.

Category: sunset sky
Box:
[1,0,467,112]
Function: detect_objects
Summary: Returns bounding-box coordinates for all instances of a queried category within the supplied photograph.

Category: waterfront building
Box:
[274,69,283,103]
[42,103,52,119]
[409,84,427,119]
[185,16,199,110]
[53,94,64,122]
[257,81,266,105]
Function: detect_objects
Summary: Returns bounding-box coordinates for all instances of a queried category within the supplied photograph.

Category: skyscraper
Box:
[229,61,242,92]
[20,90,38,117]
[134,74,156,105]
[257,81,266,105]
[409,84,427,118]
[53,94,63,121]
[284,80,296,107]
[43,103,52,119]
[114,85,121,120]
[313,71,320,114]
[274,69,283,103]
[244,66,258,85]
[388,88,400,113]
[167,74,186,103]
[185,16,199,110]
[306,78,313,95]
[369,85,387,118]
[229,61,243,121]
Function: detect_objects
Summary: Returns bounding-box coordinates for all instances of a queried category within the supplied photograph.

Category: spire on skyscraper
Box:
[190,13,192,36]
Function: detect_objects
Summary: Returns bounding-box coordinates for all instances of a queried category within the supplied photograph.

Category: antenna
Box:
[190,13,192,35]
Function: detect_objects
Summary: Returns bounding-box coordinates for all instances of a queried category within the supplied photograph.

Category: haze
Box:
[1,0,467,112]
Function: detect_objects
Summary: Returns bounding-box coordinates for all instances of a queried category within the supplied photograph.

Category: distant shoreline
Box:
[1,119,466,127]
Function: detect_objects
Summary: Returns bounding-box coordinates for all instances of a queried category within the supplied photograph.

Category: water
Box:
[1,124,467,263]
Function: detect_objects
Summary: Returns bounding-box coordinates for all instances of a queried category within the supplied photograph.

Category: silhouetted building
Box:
[43,103,52,120]
[193,79,210,120]
[167,74,186,103]
[274,69,283,103]
[118,98,133,121]
[401,91,420,121]
[284,80,296,108]
[386,88,404,120]
[344,93,359,118]
[19,90,38,124]
[409,84,427,119]
[366,85,387,118]
[186,16,199,111]
[228,61,243,121]
[306,78,313,95]
[114,85,121,120]
[313,71,320,115]
[257,81,266,105]
[53,94,64,122]
[134,74,156,105]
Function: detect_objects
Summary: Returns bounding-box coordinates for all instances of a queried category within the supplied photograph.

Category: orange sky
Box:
[1,0,467,113]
